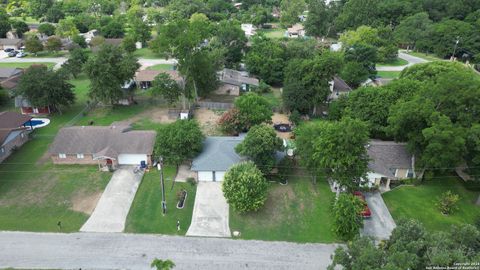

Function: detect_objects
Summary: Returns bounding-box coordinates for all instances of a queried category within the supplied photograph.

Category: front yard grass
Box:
[258,28,286,39]
[147,64,174,71]
[377,71,401,79]
[230,173,339,243]
[383,175,480,232]
[133,48,165,59]
[125,167,197,235]
[377,58,408,66]
[406,51,443,62]
[0,62,55,69]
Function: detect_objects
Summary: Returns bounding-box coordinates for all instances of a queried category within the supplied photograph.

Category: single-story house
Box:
[215,68,259,96]
[0,68,24,92]
[328,76,352,101]
[191,136,246,181]
[191,136,286,182]
[287,24,305,38]
[366,140,416,190]
[241,24,257,38]
[0,38,23,50]
[134,69,182,89]
[48,124,156,168]
[15,95,51,115]
[0,111,33,163]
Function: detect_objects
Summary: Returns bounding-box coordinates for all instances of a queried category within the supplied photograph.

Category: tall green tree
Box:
[151,73,183,105]
[235,124,283,173]
[11,20,29,38]
[84,45,139,104]
[61,48,89,78]
[280,0,306,27]
[210,20,247,68]
[394,12,433,50]
[44,36,63,52]
[233,92,273,130]
[28,0,53,19]
[38,23,56,36]
[154,120,204,166]
[16,65,75,113]
[336,0,381,30]
[332,193,364,240]
[24,36,44,55]
[56,17,80,38]
[304,0,329,38]
[0,8,11,38]
[245,35,286,85]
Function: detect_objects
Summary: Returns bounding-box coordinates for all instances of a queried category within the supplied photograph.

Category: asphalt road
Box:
[377,51,429,71]
[0,231,339,270]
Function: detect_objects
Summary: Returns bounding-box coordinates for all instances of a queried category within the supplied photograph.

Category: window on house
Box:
[407,170,414,178]
[59,153,66,159]
[0,147,4,155]
[77,153,84,159]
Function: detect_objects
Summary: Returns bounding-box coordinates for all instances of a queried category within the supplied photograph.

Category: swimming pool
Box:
[28,118,50,129]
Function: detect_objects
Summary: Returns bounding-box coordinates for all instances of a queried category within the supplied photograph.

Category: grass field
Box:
[258,28,286,39]
[230,172,339,243]
[406,51,443,62]
[147,64,174,71]
[0,62,55,69]
[262,88,282,109]
[377,58,408,66]
[11,16,39,24]
[134,48,165,59]
[383,175,480,232]
[377,71,402,79]
[0,74,113,232]
[26,51,68,58]
[125,167,197,235]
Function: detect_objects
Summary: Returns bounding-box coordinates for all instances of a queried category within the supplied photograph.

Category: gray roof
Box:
[191,136,246,171]
[49,125,156,158]
[219,68,259,87]
[333,76,351,92]
[0,68,23,79]
[367,140,413,179]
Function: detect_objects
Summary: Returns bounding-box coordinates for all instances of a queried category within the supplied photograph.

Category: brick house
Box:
[0,111,33,163]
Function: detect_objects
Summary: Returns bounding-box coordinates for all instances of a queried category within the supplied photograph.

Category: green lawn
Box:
[377,71,401,79]
[258,28,286,39]
[377,58,408,66]
[10,16,39,24]
[147,64,174,71]
[26,51,68,58]
[134,48,166,59]
[77,101,156,126]
[383,175,480,232]
[230,173,339,243]
[0,62,55,69]
[406,51,443,62]
[262,88,282,109]
[125,167,197,235]
[0,74,114,232]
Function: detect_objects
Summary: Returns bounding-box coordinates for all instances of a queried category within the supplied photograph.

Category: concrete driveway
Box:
[186,182,231,237]
[377,51,429,71]
[361,192,396,240]
[80,166,144,233]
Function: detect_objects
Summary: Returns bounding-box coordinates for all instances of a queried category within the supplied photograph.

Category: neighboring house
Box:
[117,80,136,105]
[191,136,246,182]
[0,111,33,163]
[241,24,257,38]
[0,38,23,50]
[48,124,156,168]
[286,24,305,38]
[80,29,99,43]
[328,76,352,101]
[366,140,416,190]
[0,68,24,92]
[216,68,259,96]
[191,136,286,182]
[15,95,51,115]
[134,69,182,89]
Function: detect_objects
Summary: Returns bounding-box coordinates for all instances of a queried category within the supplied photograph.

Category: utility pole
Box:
[451,37,460,61]
[157,157,167,215]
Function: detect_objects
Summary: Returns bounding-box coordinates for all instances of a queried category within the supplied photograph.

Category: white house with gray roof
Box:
[366,140,416,190]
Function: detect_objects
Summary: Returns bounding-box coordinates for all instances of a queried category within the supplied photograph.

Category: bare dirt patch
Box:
[127,107,176,124]
[70,191,103,215]
[271,113,292,139]
[242,184,295,224]
[194,108,224,136]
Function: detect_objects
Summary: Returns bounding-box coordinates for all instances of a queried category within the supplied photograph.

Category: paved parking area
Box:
[80,166,144,233]
[186,182,231,237]
[361,192,396,240]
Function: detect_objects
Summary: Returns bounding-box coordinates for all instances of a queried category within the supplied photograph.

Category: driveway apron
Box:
[186,182,231,237]
[80,166,144,233]
[361,192,396,240]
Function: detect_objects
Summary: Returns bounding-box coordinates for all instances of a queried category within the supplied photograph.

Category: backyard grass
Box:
[377,71,401,79]
[0,75,113,232]
[383,175,480,232]
[406,51,443,62]
[134,48,165,59]
[11,16,39,24]
[258,28,286,39]
[0,62,55,69]
[125,167,197,235]
[230,173,338,243]
[262,88,282,109]
[377,58,408,66]
[147,64,174,71]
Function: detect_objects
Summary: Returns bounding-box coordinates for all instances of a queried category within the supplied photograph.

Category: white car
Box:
[16,51,27,58]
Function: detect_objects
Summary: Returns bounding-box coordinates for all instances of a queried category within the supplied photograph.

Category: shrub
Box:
[289,110,301,125]
[436,190,460,215]
[218,108,242,135]
[222,161,268,213]
[186,177,196,186]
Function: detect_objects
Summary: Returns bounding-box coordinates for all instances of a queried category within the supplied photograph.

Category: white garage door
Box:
[118,154,148,165]
[198,171,213,181]
[215,171,226,181]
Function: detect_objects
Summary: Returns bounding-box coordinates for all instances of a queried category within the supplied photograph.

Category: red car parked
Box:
[353,191,372,218]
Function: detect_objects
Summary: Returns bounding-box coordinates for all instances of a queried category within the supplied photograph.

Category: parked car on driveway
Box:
[8,51,18,57]
[353,191,372,218]
[4,48,14,52]
[16,51,27,58]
